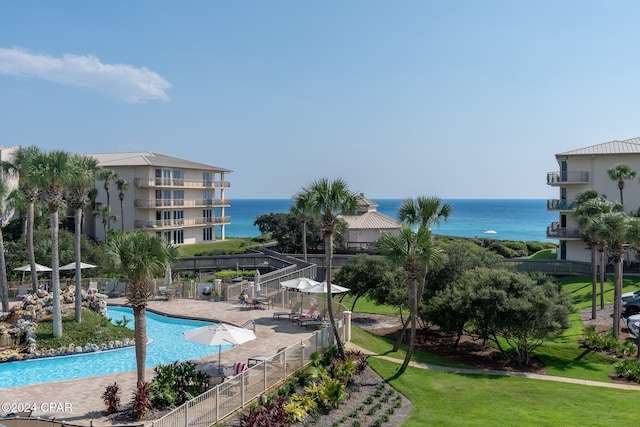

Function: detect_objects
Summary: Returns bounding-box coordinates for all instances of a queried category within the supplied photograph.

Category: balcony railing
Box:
[547,199,575,211]
[134,199,231,208]
[134,216,231,229]
[134,178,231,189]
[547,171,589,185]
[546,221,583,239]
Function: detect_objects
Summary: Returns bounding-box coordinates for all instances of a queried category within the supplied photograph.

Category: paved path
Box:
[344,342,640,391]
[0,298,315,426]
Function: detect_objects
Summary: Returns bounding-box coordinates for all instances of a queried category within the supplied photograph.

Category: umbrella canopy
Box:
[163,267,172,285]
[255,269,261,293]
[59,262,97,271]
[280,277,320,291]
[484,230,497,235]
[14,263,52,272]
[305,282,350,294]
[184,323,257,374]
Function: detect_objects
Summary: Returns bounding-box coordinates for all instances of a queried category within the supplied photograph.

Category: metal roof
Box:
[85,151,233,172]
[557,138,640,156]
[340,211,402,230]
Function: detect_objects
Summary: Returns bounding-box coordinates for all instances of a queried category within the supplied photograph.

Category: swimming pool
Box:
[0,307,227,389]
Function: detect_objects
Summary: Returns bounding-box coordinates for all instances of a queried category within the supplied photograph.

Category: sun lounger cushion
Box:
[233,361,248,375]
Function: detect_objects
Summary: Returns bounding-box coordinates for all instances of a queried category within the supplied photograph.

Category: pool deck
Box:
[0,297,316,426]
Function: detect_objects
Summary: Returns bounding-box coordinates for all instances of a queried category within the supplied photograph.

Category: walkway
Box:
[344,342,640,391]
[0,298,316,426]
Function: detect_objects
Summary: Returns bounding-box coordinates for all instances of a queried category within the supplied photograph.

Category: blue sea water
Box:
[226,199,557,242]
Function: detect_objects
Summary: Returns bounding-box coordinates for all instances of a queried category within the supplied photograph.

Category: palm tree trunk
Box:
[599,249,606,309]
[393,317,410,352]
[399,278,417,374]
[0,230,9,313]
[120,199,124,231]
[27,202,38,293]
[51,210,62,337]
[591,245,597,320]
[302,220,308,262]
[74,207,83,323]
[613,257,623,338]
[324,231,344,356]
[134,304,147,384]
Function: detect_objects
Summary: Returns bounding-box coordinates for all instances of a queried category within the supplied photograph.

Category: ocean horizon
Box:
[224,198,557,243]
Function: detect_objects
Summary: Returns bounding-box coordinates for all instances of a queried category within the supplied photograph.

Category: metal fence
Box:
[151,325,339,427]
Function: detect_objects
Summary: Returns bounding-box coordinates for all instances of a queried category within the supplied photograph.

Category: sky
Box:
[2,1,640,199]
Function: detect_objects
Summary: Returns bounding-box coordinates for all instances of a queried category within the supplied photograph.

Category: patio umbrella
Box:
[305,282,350,294]
[163,267,172,285]
[254,269,261,293]
[484,230,497,235]
[184,323,257,374]
[14,263,52,272]
[280,277,320,291]
[59,262,97,271]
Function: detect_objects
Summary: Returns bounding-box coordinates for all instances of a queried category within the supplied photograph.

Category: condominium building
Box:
[87,152,231,245]
[547,137,640,262]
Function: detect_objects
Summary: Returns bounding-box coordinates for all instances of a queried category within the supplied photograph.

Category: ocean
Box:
[225,199,557,243]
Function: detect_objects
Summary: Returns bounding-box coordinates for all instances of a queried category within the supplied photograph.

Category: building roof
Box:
[355,193,379,214]
[340,211,402,231]
[85,152,233,172]
[557,137,640,156]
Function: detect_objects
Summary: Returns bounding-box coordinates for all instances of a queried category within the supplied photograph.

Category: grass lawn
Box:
[177,238,265,257]
[369,358,635,426]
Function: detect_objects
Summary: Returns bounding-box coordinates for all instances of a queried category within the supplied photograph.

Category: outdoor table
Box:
[247,355,270,366]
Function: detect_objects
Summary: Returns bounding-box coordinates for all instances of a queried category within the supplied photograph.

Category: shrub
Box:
[240,395,290,427]
[332,357,357,385]
[614,359,640,382]
[131,381,152,420]
[149,361,209,408]
[324,378,347,409]
[102,382,121,414]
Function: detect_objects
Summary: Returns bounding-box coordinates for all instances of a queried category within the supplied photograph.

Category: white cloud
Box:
[0,47,171,103]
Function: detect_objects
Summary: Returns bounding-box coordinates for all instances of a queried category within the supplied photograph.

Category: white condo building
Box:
[87,152,231,245]
[548,137,640,262]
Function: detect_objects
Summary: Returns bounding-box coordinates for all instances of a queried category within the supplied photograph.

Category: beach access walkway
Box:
[0,298,317,426]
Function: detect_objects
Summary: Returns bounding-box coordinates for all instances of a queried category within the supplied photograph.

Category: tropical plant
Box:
[94,203,117,242]
[106,231,178,384]
[67,154,100,322]
[291,191,314,262]
[2,145,42,292]
[102,382,121,414]
[97,168,118,230]
[295,178,358,356]
[607,163,636,206]
[29,149,74,337]
[0,176,10,312]
[149,360,209,408]
[116,177,128,231]
[131,381,152,420]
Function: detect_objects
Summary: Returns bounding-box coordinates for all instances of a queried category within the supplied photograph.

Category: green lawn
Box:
[177,238,266,257]
[369,358,635,426]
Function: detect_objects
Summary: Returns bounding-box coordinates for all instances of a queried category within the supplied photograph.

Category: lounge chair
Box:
[248,346,288,366]
[297,309,327,327]
[273,300,302,320]
[290,304,318,322]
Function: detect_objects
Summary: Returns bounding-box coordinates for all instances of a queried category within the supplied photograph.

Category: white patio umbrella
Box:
[59,262,97,271]
[305,282,350,294]
[280,277,320,291]
[184,323,257,374]
[163,267,172,285]
[254,269,261,293]
[484,230,497,235]
[14,263,52,272]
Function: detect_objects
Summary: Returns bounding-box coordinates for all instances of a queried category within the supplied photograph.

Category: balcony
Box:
[134,199,231,208]
[546,221,583,239]
[547,199,575,211]
[546,171,589,186]
[134,216,231,229]
[134,178,231,189]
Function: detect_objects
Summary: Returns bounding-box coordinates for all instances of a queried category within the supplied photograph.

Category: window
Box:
[173,210,184,225]
[172,170,184,186]
[203,209,212,223]
[163,211,171,226]
[203,190,213,205]
[203,172,213,187]
[173,229,184,244]
[163,231,172,243]
[173,190,184,206]
[203,227,213,241]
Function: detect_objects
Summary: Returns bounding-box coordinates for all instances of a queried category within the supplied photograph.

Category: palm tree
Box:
[106,231,178,384]
[97,168,118,230]
[586,211,632,338]
[607,163,636,206]
[67,154,100,323]
[29,150,74,337]
[0,176,11,312]
[573,193,615,319]
[2,146,42,292]
[94,203,116,242]
[297,178,358,355]
[291,191,314,262]
[115,177,129,231]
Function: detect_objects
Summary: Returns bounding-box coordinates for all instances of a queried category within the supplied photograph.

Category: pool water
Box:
[0,307,227,389]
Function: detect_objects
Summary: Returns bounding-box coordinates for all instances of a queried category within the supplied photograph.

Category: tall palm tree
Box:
[106,231,177,384]
[291,191,314,262]
[586,211,632,338]
[2,146,42,292]
[67,154,100,323]
[29,150,74,337]
[607,163,636,206]
[115,177,129,231]
[573,193,614,319]
[97,168,118,230]
[0,176,11,312]
[298,178,358,355]
[94,203,116,242]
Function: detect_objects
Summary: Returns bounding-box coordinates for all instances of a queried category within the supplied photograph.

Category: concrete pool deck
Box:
[0,297,317,426]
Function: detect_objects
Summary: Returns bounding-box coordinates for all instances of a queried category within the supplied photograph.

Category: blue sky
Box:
[2,1,640,199]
